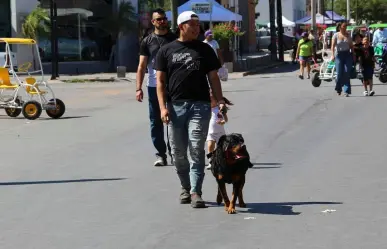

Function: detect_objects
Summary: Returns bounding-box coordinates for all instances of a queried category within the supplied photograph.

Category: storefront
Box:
[10,0,139,74]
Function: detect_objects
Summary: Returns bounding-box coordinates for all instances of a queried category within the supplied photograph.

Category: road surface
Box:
[0,64,386,248]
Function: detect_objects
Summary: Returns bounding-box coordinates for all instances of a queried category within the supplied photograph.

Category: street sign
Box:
[191,3,211,14]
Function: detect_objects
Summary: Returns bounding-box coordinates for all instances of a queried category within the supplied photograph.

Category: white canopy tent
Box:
[297,13,335,24]
[267,16,295,28]
[165,0,242,22]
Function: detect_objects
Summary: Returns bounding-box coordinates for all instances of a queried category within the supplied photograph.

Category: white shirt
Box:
[203,39,220,57]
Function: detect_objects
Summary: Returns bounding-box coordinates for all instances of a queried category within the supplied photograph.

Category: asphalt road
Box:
[1,64,386,248]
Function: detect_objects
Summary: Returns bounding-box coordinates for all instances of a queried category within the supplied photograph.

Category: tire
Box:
[311,72,322,87]
[5,98,22,117]
[46,98,65,119]
[379,72,387,83]
[22,100,42,120]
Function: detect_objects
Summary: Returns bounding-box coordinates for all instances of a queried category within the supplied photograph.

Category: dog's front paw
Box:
[227,206,236,214]
[238,202,247,208]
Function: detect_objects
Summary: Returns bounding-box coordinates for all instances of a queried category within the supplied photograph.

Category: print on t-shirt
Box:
[172,53,200,70]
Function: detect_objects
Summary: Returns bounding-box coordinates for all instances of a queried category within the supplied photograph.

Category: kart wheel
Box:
[46,98,65,119]
[5,98,22,117]
[379,73,387,83]
[311,72,322,87]
[22,100,42,120]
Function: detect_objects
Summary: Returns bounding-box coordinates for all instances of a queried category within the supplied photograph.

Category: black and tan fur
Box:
[207,133,253,214]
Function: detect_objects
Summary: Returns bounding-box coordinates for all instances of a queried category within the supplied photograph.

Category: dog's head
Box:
[208,133,251,167]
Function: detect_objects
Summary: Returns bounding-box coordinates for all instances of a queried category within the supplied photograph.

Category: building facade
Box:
[2,0,139,74]
[255,0,307,25]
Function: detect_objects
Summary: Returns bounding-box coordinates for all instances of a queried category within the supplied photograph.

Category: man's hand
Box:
[136,89,143,102]
[161,108,169,124]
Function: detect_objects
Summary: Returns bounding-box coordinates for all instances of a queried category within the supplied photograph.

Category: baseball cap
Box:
[302,32,308,37]
[205,30,212,37]
[177,11,199,25]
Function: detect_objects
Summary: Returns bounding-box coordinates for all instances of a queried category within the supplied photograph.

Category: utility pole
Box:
[269,0,277,61]
[171,0,178,32]
[49,0,58,80]
[311,0,316,32]
[276,0,284,61]
[346,0,350,22]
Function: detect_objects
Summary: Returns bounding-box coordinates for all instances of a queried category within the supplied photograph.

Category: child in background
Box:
[206,91,233,170]
[360,37,376,96]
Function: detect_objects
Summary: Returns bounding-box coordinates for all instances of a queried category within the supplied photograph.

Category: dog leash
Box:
[166,124,172,161]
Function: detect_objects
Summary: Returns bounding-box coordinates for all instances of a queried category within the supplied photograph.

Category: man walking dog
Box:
[136,8,176,166]
[155,11,226,208]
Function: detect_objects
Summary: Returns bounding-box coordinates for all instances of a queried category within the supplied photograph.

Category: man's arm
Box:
[156,71,167,110]
[136,55,148,91]
[207,70,224,103]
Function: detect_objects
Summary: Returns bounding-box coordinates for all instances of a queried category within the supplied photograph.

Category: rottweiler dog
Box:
[207,133,253,214]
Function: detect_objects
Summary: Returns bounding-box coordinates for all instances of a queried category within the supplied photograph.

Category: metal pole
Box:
[171,0,178,32]
[49,0,56,80]
[276,0,284,61]
[209,1,213,28]
[53,0,59,77]
[346,0,350,22]
[311,0,316,32]
[269,0,277,61]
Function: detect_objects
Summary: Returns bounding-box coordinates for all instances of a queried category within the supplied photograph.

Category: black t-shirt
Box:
[360,46,375,67]
[155,39,221,103]
[139,32,177,68]
[354,43,363,59]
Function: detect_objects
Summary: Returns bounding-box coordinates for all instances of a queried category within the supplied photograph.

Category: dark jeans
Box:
[167,101,211,194]
[148,86,167,158]
[335,51,353,94]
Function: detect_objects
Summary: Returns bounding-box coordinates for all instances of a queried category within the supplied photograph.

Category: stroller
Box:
[374,43,387,83]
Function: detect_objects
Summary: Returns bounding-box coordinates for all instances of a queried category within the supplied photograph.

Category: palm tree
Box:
[21,5,50,70]
[99,1,137,71]
[21,6,50,40]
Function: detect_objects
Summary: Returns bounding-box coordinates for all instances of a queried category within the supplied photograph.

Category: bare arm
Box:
[217,49,224,65]
[207,70,224,103]
[331,35,337,56]
[136,55,148,91]
[296,43,301,57]
[156,71,167,110]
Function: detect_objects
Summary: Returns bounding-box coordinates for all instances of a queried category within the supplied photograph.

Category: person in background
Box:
[372,27,386,47]
[136,8,177,166]
[331,22,356,97]
[203,30,224,65]
[296,32,314,79]
[360,37,376,96]
[308,29,317,60]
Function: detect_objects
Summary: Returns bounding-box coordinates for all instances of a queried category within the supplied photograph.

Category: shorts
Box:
[206,113,226,142]
[299,56,312,62]
[362,67,374,80]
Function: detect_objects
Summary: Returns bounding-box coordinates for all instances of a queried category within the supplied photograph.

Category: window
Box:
[37,0,113,62]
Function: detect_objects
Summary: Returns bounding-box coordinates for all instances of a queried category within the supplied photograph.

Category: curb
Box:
[242,61,287,76]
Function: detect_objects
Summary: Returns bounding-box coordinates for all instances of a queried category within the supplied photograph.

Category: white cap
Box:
[177,11,199,25]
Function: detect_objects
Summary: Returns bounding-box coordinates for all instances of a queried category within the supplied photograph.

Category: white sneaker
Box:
[206,163,212,170]
[363,91,369,96]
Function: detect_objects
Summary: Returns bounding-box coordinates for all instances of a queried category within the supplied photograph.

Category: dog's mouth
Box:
[228,144,248,160]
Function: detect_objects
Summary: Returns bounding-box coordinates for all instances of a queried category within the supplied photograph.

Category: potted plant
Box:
[212,23,244,62]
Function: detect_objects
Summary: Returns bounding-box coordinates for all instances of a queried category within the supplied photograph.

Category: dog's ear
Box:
[217,135,230,152]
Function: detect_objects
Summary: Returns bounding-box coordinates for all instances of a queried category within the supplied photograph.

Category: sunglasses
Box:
[153,17,167,22]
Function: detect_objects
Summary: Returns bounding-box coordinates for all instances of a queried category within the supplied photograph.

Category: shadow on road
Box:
[207,201,343,215]
[0,177,126,186]
[258,62,299,75]
[250,162,282,170]
[42,115,91,120]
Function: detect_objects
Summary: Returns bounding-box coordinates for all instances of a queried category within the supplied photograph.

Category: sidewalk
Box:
[41,53,289,84]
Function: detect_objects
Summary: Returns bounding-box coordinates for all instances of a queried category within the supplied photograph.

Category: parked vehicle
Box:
[0,43,18,72]
[268,33,294,52]
[256,30,271,51]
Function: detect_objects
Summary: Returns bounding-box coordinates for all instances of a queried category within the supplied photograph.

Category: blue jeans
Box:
[335,51,353,94]
[148,87,167,158]
[167,101,211,195]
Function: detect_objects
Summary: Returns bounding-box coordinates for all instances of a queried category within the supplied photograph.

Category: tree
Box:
[21,6,50,40]
[332,0,387,23]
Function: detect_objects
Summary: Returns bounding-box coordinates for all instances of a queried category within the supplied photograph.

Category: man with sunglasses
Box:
[155,11,226,208]
[136,8,177,167]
